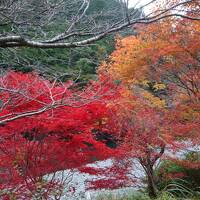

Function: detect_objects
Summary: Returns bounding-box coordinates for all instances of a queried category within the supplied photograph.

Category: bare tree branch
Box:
[0,0,199,48]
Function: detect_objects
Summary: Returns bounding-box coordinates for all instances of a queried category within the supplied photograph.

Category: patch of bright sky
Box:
[128,0,154,14]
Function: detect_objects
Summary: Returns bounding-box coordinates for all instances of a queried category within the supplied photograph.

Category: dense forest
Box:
[0,0,138,81]
[0,0,199,200]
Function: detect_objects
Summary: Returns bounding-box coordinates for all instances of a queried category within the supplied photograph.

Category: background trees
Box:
[0,0,124,80]
[1,0,199,48]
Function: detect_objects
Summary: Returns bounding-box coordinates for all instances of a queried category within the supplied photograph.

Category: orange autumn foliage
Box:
[100,18,200,104]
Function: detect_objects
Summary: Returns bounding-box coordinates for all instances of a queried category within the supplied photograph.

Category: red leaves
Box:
[81,159,135,190]
[0,71,121,196]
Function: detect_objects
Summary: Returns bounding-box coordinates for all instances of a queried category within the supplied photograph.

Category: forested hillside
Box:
[0,0,139,82]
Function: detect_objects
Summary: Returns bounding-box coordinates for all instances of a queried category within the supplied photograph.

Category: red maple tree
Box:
[0,71,121,199]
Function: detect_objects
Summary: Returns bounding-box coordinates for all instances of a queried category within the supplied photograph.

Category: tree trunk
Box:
[139,146,165,198]
[147,165,158,199]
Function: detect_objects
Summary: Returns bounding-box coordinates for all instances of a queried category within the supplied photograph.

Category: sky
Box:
[128,0,152,8]
[128,0,154,13]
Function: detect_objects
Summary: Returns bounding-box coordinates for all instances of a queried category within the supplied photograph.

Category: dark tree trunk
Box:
[139,145,165,198]
[146,164,158,199]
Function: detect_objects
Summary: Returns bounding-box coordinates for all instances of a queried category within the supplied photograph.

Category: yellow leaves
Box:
[137,80,167,108]
[153,83,166,91]
[140,80,166,92]
[142,91,166,109]
[141,80,150,87]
